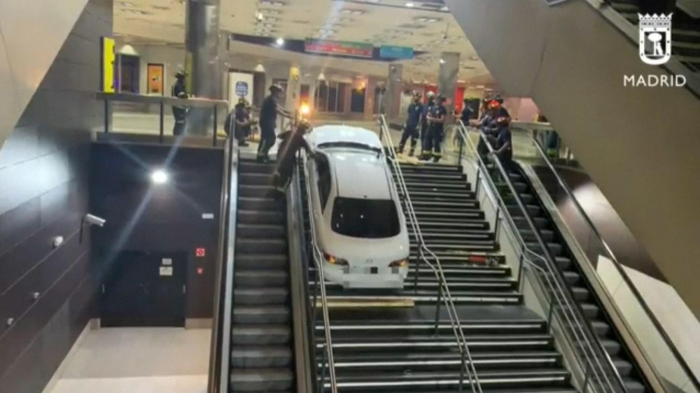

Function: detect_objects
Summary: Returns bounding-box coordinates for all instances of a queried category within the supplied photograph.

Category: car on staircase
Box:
[305,125,410,289]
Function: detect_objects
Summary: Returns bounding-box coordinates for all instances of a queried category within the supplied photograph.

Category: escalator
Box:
[229,160,294,391]
[491,165,647,393]
[445,0,700,318]
[454,121,700,393]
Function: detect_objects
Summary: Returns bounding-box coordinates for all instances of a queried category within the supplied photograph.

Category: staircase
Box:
[489,163,647,393]
[307,160,577,393]
[608,0,700,72]
[230,160,294,392]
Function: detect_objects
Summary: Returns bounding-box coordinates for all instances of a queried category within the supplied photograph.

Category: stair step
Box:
[240,173,274,186]
[232,325,292,344]
[328,352,562,371]
[414,210,485,220]
[229,368,293,391]
[231,345,292,368]
[235,270,289,287]
[240,160,276,174]
[321,321,546,336]
[403,190,476,200]
[234,288,289,305]
[239,185,275,198]
[237,224,286,238]
[237,238,287,254]
[404,181,472,190]
[238,210,285,225]
[239,197,284,211]
[236,254,288,270]
[233,306,290,324]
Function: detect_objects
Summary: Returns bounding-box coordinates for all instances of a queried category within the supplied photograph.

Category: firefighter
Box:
[224,97,251,146]
[488,115,514,172]
[171,70,188,136]
[273,119,315,194]
[397,92,424,156]
[419,91,436,154]
[258,84,292,163]
[421,94,447,163]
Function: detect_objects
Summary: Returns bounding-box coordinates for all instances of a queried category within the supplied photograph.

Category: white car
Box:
[305,125,410,289]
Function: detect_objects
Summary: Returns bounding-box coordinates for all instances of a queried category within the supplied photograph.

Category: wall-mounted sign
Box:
[101,37,116,93]
[305,39,374,58]
[147,63,164,95]
[380,45,414,60]
[196,248,206,257]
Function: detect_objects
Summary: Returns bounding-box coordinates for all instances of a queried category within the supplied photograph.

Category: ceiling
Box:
[113,0,494,84]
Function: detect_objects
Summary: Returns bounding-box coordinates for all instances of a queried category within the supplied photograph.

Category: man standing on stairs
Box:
[420,94,447,163]
[398,92,424,156]
[258,84,292,163]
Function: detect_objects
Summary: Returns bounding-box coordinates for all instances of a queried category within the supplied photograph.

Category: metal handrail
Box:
[207,135,239,393]
[512,126,700,392]
[379,115,482,393]
[455,121,627,393]
[299,152,339,393]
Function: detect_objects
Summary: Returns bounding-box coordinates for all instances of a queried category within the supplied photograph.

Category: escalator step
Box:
[233,306,290,325]
[236,254,288,270]
[234,288,289,305]
[237,224,286,238]
[232,325,291,345]
[231,345,292,368]
[236,239,287,254]
[230,368,293,391]
[238,210,285,225]
[235,271,289,287]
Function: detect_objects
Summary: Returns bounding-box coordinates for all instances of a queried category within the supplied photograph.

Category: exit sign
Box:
[196,248,206,257]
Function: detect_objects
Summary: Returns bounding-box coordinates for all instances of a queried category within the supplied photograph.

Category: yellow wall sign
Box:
[101,37,116,93]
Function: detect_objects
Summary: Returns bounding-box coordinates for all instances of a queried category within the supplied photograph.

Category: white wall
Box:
[126,44,185,96]
[446,0,700,319]
[597,257,700,391]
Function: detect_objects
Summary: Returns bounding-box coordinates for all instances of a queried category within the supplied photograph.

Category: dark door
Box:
[101,251,186,327]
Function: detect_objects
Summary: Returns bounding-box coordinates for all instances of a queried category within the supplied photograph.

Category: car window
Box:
[316,155,332,210]
[331,197,400,239]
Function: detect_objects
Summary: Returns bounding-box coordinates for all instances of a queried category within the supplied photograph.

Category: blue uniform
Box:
[420,100,435,152]
[398,102,424,156]
[422,105,447,162]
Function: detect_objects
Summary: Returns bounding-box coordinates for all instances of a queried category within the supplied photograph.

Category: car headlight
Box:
[323,252,349,267]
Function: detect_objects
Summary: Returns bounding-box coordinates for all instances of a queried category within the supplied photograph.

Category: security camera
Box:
[83,214,106,227]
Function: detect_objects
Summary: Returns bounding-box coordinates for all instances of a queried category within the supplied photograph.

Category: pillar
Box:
[184,0,221,135]
[287,65,301,113]
[438,52,460,121]
[385,64,403,120]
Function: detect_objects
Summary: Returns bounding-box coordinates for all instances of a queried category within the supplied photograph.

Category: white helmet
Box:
[426,91,436,99]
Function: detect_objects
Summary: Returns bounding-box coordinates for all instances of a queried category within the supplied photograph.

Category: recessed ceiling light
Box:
[440,6,449,11]
[259,0,285,6]
[341,9,365,15]
[440,58,446,64]
[259,8,282,14]
[256,11,264,21]
[275,37,285,45]
[406,2,415,7]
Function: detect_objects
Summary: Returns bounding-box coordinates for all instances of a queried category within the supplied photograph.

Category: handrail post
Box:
[104,99,109,134]
[212,107,218,147]
[159,102,164,144]
[494,207,501,240]
[434,281,442,335]
[458,132,464,165]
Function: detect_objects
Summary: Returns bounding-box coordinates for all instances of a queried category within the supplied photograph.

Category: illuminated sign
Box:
[305,39,374,58]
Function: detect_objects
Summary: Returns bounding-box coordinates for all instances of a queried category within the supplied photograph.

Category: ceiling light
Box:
[276,37,285,46]
[254,63,266,72]
[318,72,326,81]
[256,11,264,21]
[260,0,286,6]
[406,2,415,7]
[341,9,365,15]
[259,8,282,14]
[440,6,449,11]
[440,58,445,64]
[151,169,169,184]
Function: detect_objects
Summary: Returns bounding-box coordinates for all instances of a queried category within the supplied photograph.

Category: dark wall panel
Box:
[0,0,112,391]
[91,143,223,320]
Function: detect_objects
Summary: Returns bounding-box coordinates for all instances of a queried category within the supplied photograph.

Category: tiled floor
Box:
[45,327,211,393]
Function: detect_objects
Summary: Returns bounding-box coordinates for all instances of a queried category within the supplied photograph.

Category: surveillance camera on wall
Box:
[83,214,106,227]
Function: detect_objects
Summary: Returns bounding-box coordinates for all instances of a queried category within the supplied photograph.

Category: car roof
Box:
[327,150,393,200]
[307,125,382,151]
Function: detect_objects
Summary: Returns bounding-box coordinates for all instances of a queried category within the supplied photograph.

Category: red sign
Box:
[197,267,204,275]
[196,248,206,257]
[305,39,374,58]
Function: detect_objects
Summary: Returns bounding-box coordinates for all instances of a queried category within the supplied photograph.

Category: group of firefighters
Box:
[397,91,513,167]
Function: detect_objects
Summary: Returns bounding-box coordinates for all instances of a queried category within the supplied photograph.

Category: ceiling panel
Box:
[113,0,493,83]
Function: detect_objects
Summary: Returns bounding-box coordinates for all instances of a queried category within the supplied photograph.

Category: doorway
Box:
[101,251,187,327]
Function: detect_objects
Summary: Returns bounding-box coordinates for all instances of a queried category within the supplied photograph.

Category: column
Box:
[184,0,221,135]
[286,65,301,113]
[438,52,460,121]
[385,64,403,120]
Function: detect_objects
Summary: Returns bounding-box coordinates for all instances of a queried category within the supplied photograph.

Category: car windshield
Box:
[331,197,400,239]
